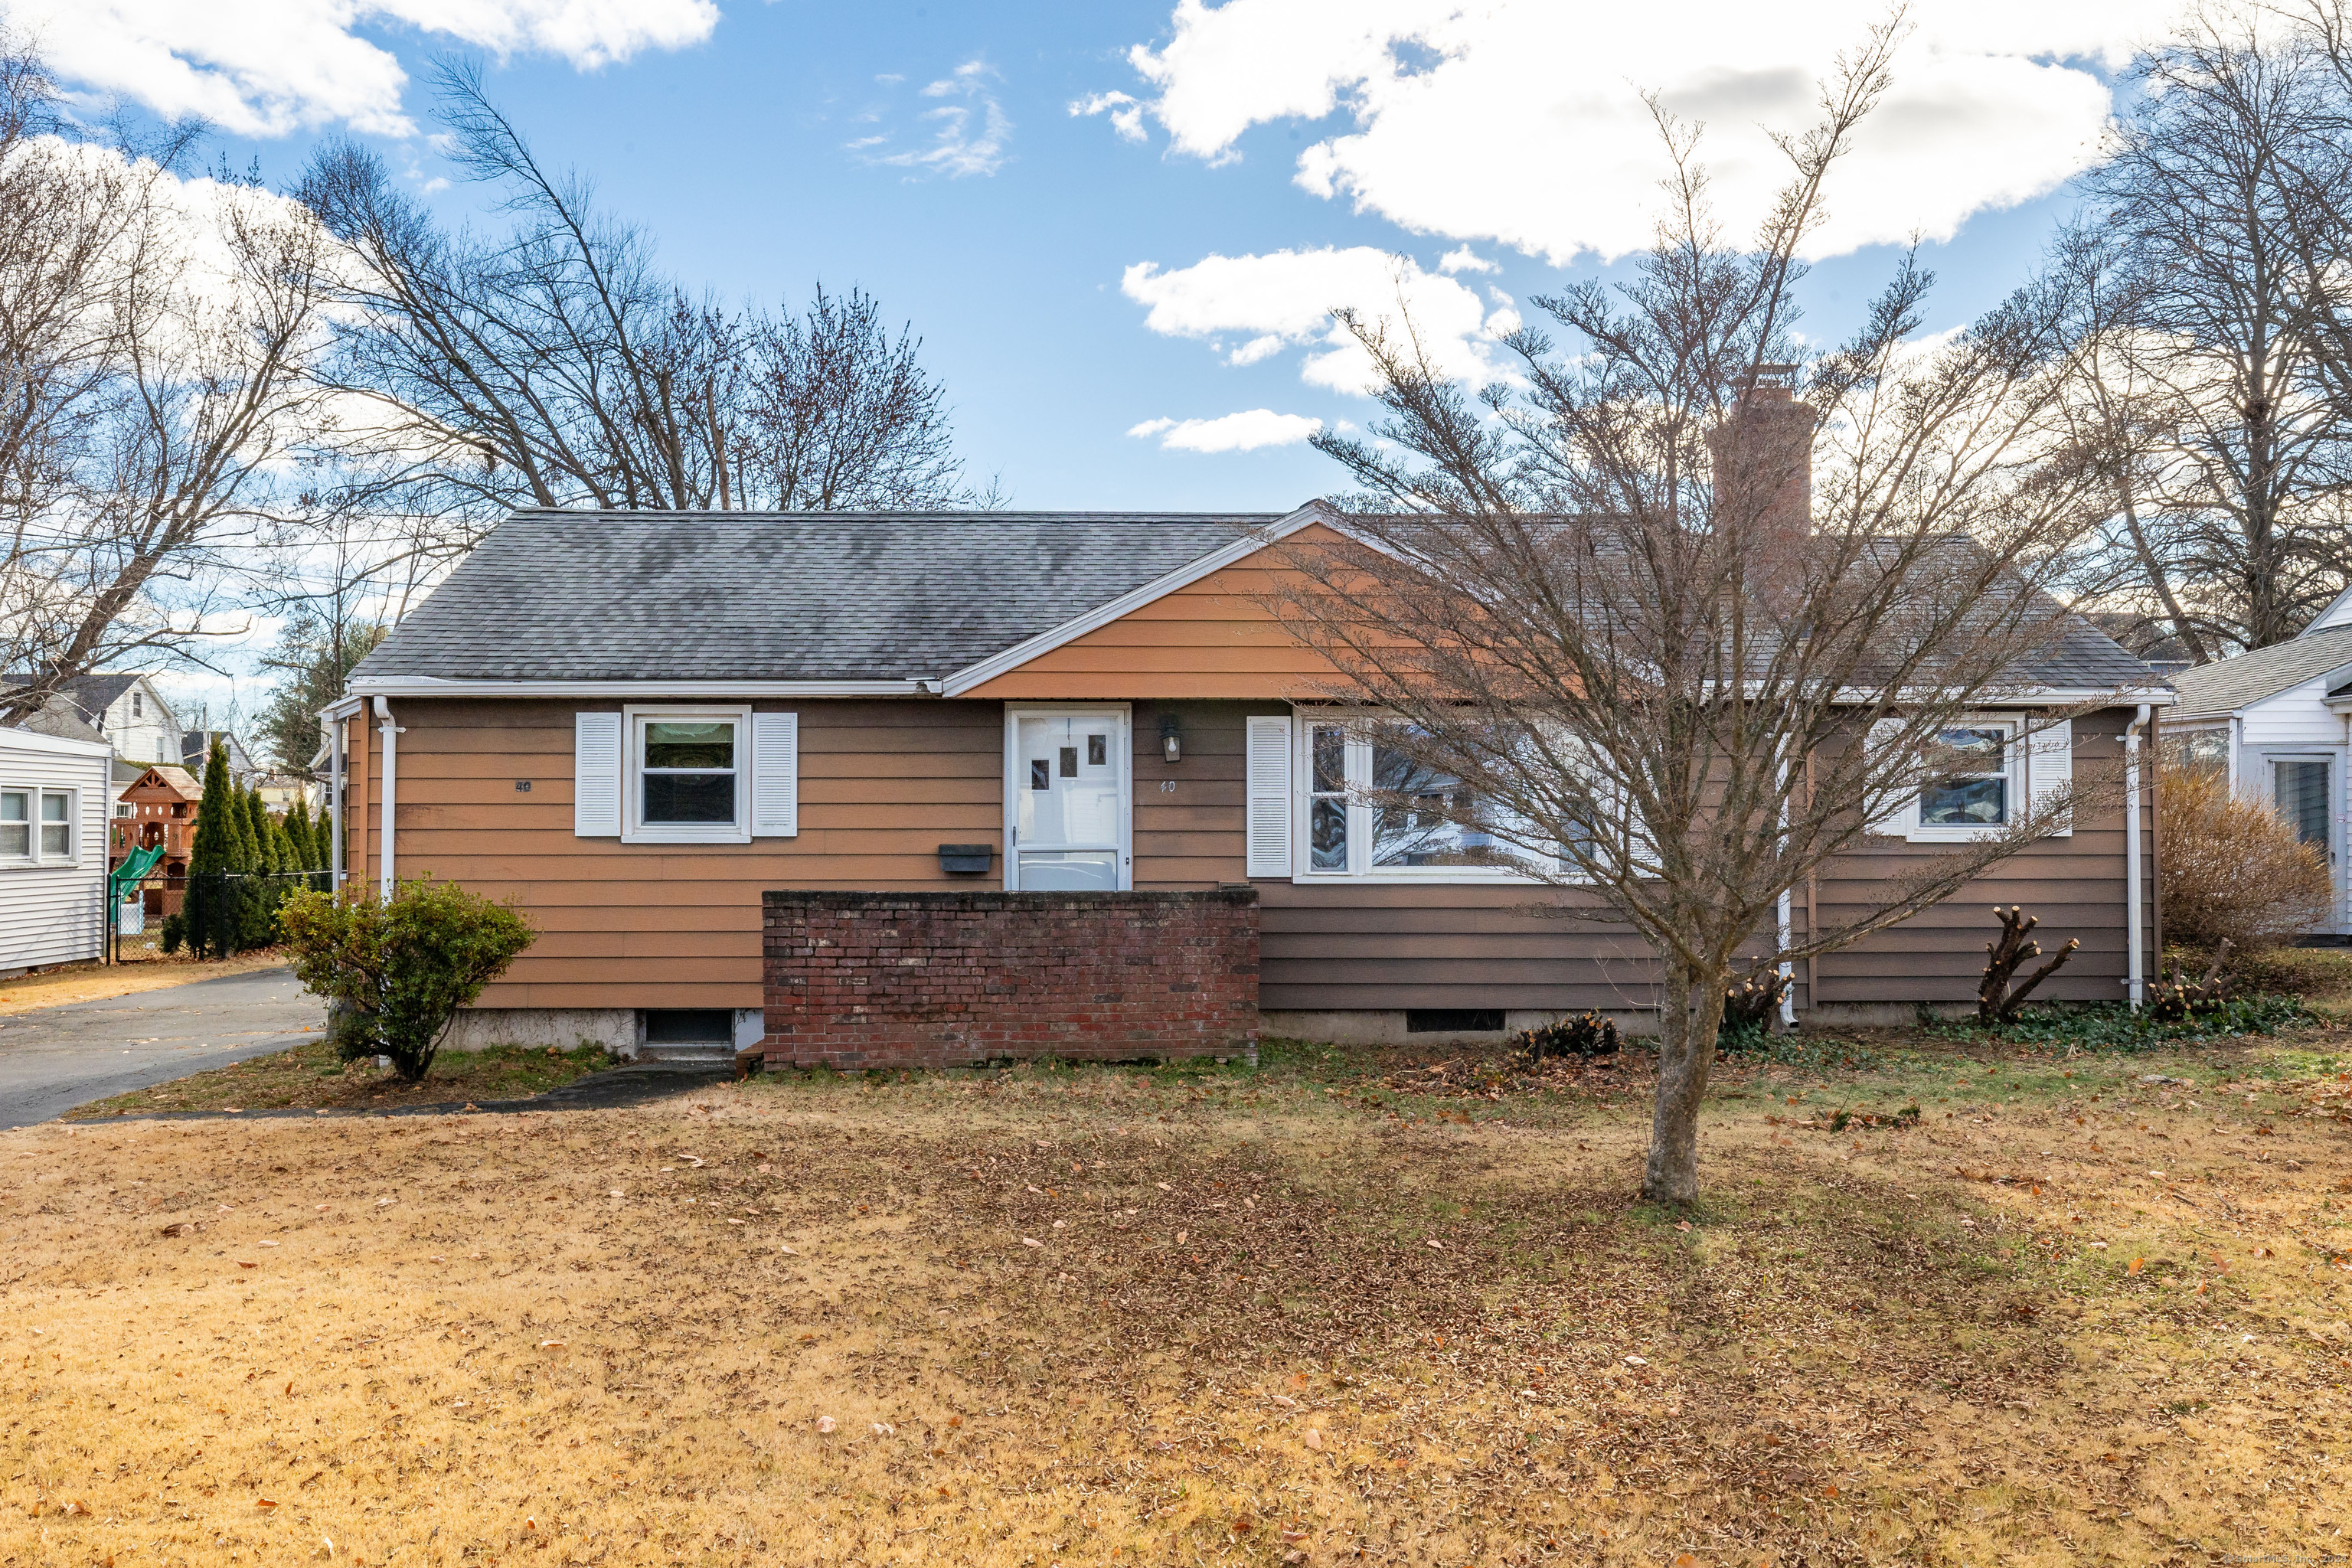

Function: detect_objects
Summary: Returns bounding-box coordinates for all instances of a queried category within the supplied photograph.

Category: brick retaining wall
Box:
[758,889,1259,1070]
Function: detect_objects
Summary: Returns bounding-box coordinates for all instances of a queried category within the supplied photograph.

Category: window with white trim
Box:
[0,789,26,860]
[39,789,72,860]
[1874,716,2034,843]
[0,787,77,864]
[627,707,749,844]
[1297,717,1550,880]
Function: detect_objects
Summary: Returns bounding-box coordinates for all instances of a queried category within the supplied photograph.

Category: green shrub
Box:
[159,913,185,955]
[276,879,537,1083]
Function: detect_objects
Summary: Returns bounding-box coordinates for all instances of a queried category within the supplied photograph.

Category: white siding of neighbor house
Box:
[2233,681,2352,933]
[0,728,111,972]
[2239,675,2347,746]
[100,679,183,773]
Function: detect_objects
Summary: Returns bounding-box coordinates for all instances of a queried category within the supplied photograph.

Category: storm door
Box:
[1004,708,1131,890]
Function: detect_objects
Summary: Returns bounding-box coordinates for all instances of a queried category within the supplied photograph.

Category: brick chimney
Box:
[1708,364,1815,548]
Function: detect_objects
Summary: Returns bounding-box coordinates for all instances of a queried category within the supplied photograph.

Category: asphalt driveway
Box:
[0,967,322,1130]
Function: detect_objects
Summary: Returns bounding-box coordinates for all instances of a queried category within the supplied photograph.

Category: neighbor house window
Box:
[0,790,26,859]
[39,791,71,859]
[1299,717,1548,880]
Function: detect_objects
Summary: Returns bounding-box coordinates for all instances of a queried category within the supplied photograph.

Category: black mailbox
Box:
[936,843,995,875]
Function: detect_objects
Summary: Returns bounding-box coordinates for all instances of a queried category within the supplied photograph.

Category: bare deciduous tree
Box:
[1266,36,2140,1204]
[2075,12,2352,653]
[0,28,334,726]
[296,59,988,576]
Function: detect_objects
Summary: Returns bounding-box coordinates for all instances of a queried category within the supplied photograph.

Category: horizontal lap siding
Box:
[963,549,1344,700]
[1811,706,2149,1004]
[1133,701,1250,887]
[1259,883,1666,1012]
[0,741,109,970]
[369,698,1002,1010]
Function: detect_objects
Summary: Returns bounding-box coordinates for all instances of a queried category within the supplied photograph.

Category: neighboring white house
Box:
[0,724,111,977]
[2,673,184,770]
[2167,590,2352,935]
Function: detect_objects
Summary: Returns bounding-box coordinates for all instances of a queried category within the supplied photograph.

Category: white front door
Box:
[1005,707,1130,890]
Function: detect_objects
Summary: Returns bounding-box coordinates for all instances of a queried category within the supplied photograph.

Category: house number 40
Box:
[1158,780,1178,793]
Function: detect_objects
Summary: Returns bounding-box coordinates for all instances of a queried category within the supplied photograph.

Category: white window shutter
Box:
[1862,719,1912,838]
[2027,716,2073,838]
[1245,714,1292,878]
[751,711,799,838]
[574,712,622,837]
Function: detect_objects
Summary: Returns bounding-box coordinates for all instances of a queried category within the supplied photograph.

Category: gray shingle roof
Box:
[352,511,1286,684]
[2167,626,2352,722]
[351,508,2169,694]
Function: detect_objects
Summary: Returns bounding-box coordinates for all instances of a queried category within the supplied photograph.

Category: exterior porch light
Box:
[1159,712,1183,764]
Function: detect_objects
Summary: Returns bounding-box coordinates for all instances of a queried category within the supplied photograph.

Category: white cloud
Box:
[1070,90,1147,143]
[1128,410,1325,452]
[1122,245,1515,392]
[1437,245,1496,274]
[18,0,720,139]
[863,59,1011,178]
[1099,0,2176,263]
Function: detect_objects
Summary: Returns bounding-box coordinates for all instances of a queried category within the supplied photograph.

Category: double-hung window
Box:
[40,791,71,859]
[1877,714,2063,843]
[0,787,75,864]
[1298,717,1549,880]
[627,708,747,843]
[0,789,26,860]
[574,705,798,844]
[1916,725,2011,831]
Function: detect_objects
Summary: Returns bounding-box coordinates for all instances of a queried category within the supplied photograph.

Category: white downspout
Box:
[320,713,345,890]
[2227,713,2243,797]
[2125,704,2150,1009]
[1776,740,1797,1027]
[1776,886,1796,1027]
[373,696,400,900]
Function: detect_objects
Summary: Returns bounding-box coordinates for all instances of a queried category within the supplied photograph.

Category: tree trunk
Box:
[1643,953,1726,1204]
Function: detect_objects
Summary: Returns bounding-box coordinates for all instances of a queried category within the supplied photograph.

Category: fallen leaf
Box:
[258,1240,279,1248]
[237,1261,257,1269]
[1624,1355,1648,1367]
[256,1498,278,1510]
[1303,1429,1324,1451]
[537,1339,566,1349]
[1021,1237,1043,1248]
[2128,1257,2145,1276]
[816,1416,836,1434]
[1271,1394,1297,1408]
[871,1422,894,1436]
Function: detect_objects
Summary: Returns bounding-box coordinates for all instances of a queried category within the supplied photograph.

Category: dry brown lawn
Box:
[0,953,289,1017]
[63,1040,620,1119]
[4,1037,2349,1567]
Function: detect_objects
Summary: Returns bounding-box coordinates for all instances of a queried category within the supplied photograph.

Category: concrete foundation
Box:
[1260,1008,1661,1046]
[442,1008,639,1055]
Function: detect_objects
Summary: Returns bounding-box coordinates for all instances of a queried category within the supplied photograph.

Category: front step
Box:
[634,1041,734,1067]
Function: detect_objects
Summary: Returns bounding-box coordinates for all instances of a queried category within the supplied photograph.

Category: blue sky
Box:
[33,0,2179,515]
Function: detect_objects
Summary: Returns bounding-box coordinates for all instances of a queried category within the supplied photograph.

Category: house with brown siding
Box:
[324,501,2174,1062]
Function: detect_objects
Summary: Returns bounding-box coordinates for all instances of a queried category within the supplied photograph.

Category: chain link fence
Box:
[109,869,333,963]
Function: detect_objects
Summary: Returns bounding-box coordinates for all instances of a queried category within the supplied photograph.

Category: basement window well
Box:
[642,1009,734,1044]
[1406,1009,1504,1034]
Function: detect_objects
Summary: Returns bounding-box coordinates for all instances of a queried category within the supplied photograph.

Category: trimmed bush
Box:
[276,879,537,1083]
[2158,763,2334,949]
